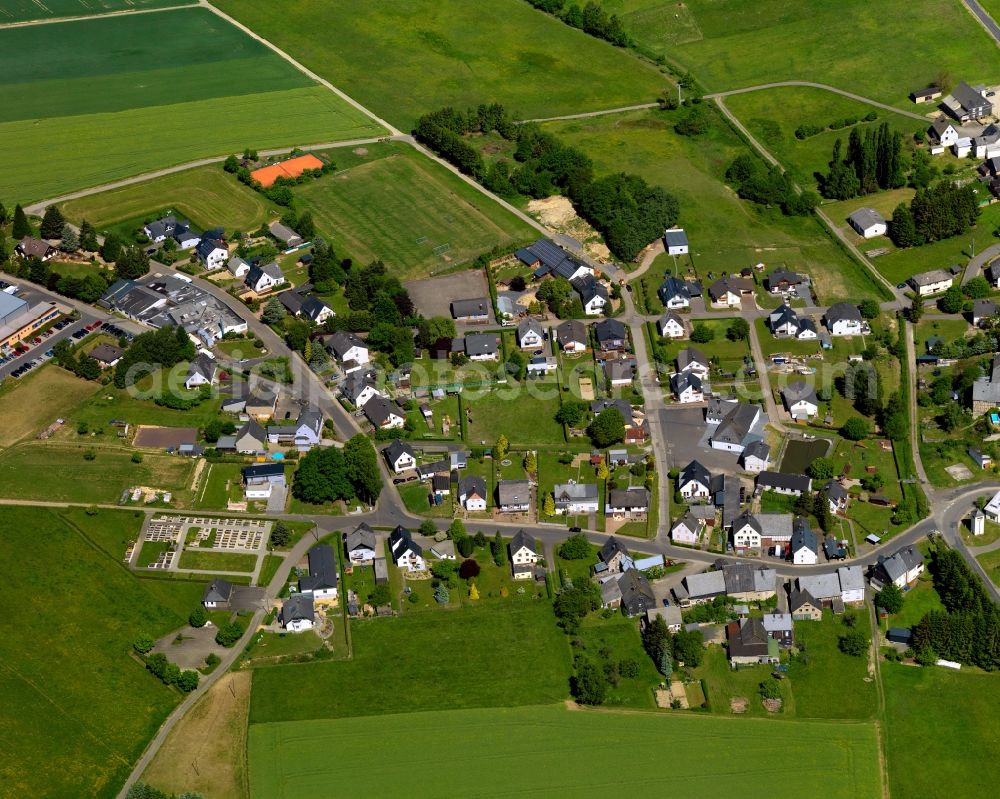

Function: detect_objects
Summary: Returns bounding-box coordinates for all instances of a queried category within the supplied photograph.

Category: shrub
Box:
[215,621,245,648]
[459,559,481,580]
[188,607,207,628]
[133,634,154,655]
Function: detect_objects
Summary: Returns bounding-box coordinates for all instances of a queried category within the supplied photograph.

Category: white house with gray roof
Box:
[908,269,953,296]
[552,482,599,514]
[657,311,686,338]
[664,227,689,255]
[781,380,819,419]
[824,303,864,336]
[246,261,284,293]
[517,318,544,350]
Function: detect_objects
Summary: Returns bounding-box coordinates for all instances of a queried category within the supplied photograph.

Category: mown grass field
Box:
[249,704,881,798]
[0,0,192,22]
[542,108,883,303]
[60,165,276,237]
[883,662,1000,799]
[662,0,1000,105]
[0,365,98,448]
[213,0,667,131]
[249,603,571,723]
[0,7,383,202]
[0,506,204,799]
[294,144,535,278]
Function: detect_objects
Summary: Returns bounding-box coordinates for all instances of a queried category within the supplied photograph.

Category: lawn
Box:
[0,365,98,448]
[913,318,972,354]
[0,506,203,799]
[664,0,1000,106]
[57,506,146,561]
[249,602,570,723]
[196,462,245,509]
[463,389,565,448]
[574,615,661,708]
[975,548,1000,587]
[294,144,536,279]
[0,442,194,504]
[60,165,277,238]
[0,7,383,202]
[754,318,823,359]
[724,87,927,187]
[883,662,1000,799]
[250,703,881,798]
[690,645,794,717]
[406,394,461,441]
[886,576,944,629]
[213,0,667,131]
[541,107,885,303]
[177,550,258,573]
[398,481,453,518]
[72,380,224,430]
[0,0,193,22]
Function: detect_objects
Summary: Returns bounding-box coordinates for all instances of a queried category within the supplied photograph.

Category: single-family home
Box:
[769,304,802,337]
[664,227,689,255]
[824,302,864,336]
[299,544,338,600]
[143,216,179,243]
[571,274,609,315]
[517,318,544,350]
[764,270,805,295]
[618,569,657,617]
[824,534,848,561]
[870,545,924,590]
[298,296,335,325]
[89,343,124,369]
[552,482,599,514]
[345,523,377,565]
[242,462,285,500]
[941,81,993,122]
[973,298,999,327]
[266,409,323,451]
[16,236,57,262]
[645,605,683,633]
[671,510,704,544]
[599,536,632,574]
[383,440,417,474]
[605,359,635,387]
[908,269,953,296]
[498,480,531,513]
[458,475,488,512]
[847,208,887,238]
[731,511,763,551]
[363,395,405,430]
[954,136,973,158]
[527,355,558,375]
[233,420,267,454]
[677,570,726,607]
[227,256,251,278]
[657,311,686,338]
[790,518,819,565]
[246,261,284,294]
[202,578,233,609]
[837,565,866,604]
[184,353,217,390]
[823,480,849,514]
[707,275,754,308]
[740,440,771,473]
[196,238,229,270]
[797,573,842,607]
[389,526,426,572]
[679,460,713,501]
[279,593,315,633]
[658,276,694,309]
[244,385,278,419]
[342,373,384,409]
[789,587,823,621]
[464,333,499,361]
[327,331,369,371]
[671,370,703,403]
[781,380,819,419]
[594,318,627,351]
[762,613,795,648]
[723,563,777,601]
[929,118,960,148]
[509,529,539,580]
[973,123,1000,158]
[606,487,649,519]
[677,346,710,378]
[727,617,780,665]
[972,354,1000,416]
[556,319,588,353]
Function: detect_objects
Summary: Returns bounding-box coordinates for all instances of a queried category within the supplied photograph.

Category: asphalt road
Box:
[963,0,1000,43]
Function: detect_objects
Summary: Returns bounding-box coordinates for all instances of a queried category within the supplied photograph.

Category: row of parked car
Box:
[7,348,56,379]
[99,321,134,342]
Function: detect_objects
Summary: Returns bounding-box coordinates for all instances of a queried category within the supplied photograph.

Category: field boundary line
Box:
[520,102,659,123]
[201,0,400,136]
[0,2,195,29]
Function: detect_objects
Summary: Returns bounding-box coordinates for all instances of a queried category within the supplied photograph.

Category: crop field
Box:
[249,603,571,723]
[213,0,667,131]
[249,704,881,798]
[659,0,1000,105]
[0,506,202,798]
[0,0,194,22]
[883,662,1000,799]
[0,442,194,503]
[60,165,276,237]
[0,7,383,202]
[0,366,98,448]
[541,109,884,303]
[295,144,536,278]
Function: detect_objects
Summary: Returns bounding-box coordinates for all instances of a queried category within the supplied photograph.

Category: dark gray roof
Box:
[278,291,305,315]
[791,518,818,555]
[301,295,332,322]
[280,593,315,626]
[658,276,690,301]
[570,274,608,305]
[498,479,530,506]
[757,472,811,492]
[742,440,770,462]
[594,318,626,343]
[464,333,498,356]
[458,474,487,499]
[663,228,688,248]
[712,403,759,446]
[764,269,804,290]
[680,459,712,490]
[789,586,820,613]
[824,480,848,501]
[450,298,490,318]
[89,343,124,364]
[732,510,762,535]
[608,487,649,509]
[556,319,588,345]
[510,529,537,555]
[203,578,233,604]
[384,439,415,466]
[243,462,284,480]
[600,535,629,562]
[847,207,885,230]
[670,370,702,394]
[389,525,423,559]
[300,544,338,592]
[345,523,376,553]
[618,569,656,615]
[825,302,862,324]
[517,317,544,342]
[677,346,708,370]
[328,331,366,359]
[782,379,818,406]
[952,81,991,114]
[590,398,632,421]
[363,395,403,426]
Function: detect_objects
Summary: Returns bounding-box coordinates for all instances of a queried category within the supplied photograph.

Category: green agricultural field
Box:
[0,0,193,22]
[249,603,571,723]
[213,0,667,131]
[0,506,203,798]
[541,109,883,304]
[0,442,194,504]
[60,166,277,237]
[723,87,927,186]
[662,0,1000,105]
[58,506,145,561]
[294,144,535,279]
[883,662,1000,799]
[249,704,882,798]
[0,7,383,202]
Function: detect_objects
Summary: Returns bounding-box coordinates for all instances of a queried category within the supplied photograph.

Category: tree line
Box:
[526,0,631,48]
[724,154,817,216]
[890,181,979,248]
[819,123,905,200]
[414,103,680,261]
[912,545,1000,670]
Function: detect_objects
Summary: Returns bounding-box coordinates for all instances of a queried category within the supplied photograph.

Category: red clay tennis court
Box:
[250,154,324,187]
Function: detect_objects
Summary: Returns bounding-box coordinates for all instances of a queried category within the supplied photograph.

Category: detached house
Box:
[328,331,369,372]
[670,370,703,403]
[671,510,704,545]
[464,333,499,361]
[233,420,267,454]
[679,460,713,501]
[598,536,632,574]
[929,118,960,148]
[242,462,285,500]
[389,526,426,572]
[657,311,686,338]
[383,440,416,474]
[279,594,315,633]
[246,261,284,294]
[16,236,56,261]
[658,276,695,309]
[556,319,588,353]
[664,227,689,255]
[870,546,924,590]
[707,275,753,308]
[509,529,540,580]
[450,297,490,322]
[517,318,544,350]
[731,511,763,551]
[458,475,488,512]
[764,270,805,295]
[606,487,649,519]
[553,483,599,514]
[594,318,627,352]
[728,617,780,665]
[184,353,217,390]
[823,480,849,514]
[790,518,819,565]
[941,81,993,122]
[345,523,377,565]
[781,380,819,419]
[196,238,228,270]
[740,440,771,473]
[677,346,710,378]
[908,269,953,296]
[363,395,405,430]
[571,274,609,315]
[824,302,864,336]
[267,409,323,451]
[342,373,384,409]
[299,544,338,600]
[498,480,531,513]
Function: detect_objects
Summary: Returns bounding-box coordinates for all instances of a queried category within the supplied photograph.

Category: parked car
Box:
[569,526,582,533]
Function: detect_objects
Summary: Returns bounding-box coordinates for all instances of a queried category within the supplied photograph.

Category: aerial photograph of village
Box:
[3,1,1000,797]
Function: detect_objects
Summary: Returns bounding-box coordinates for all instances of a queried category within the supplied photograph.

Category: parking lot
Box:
[659,406,746,472]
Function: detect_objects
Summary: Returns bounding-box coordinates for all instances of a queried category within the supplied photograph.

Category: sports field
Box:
[295,144,536,278]
[0,506,204,798]
[249,705,882,798]
[213,0,667,130]
[633,0,1000,105]
[0,7,383,202]
[0,0,193,22]
[542,108,886,303]
[60,165,276,237]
